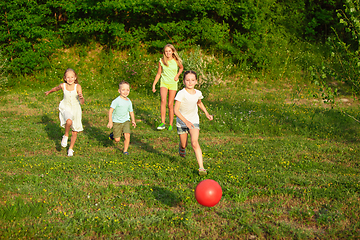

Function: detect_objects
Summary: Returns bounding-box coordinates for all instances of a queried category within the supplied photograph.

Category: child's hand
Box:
[132,121,137,128]
[206,114,214,121]
[107,122,113,129]
[185,121,195,130]
[152,86,156,93]
[174,76,179,81]
[44,91,49,96]
[78,93,84,104]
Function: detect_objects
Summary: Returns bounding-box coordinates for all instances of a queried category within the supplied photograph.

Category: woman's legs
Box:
[159,87,168,124]
[168,90,177,126]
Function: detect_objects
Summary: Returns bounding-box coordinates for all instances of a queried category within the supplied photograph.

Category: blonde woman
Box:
[152,44,184,131]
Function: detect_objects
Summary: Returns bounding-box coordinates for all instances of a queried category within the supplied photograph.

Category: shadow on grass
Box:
[151,186,181,207]
[125,133,186,167]
[40,115,63,152]
[82,118,113,147]
[133,99,162,131]
[81,117,184,167]
[205,99,360,142]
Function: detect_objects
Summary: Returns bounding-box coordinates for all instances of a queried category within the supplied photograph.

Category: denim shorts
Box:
[177,123,200,134]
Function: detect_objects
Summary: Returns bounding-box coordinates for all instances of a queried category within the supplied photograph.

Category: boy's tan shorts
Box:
[113,121,131,138]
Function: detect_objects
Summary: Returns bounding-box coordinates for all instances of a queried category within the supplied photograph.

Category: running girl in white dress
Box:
[45,68,84,156]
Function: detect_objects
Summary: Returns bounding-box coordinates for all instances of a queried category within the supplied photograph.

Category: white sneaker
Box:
[68,149,74,157]
[61,135,68,147]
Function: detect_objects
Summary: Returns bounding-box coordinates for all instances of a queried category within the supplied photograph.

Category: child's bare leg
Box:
[64,119,72,137]
[189,129,204,169]
[179,133,188,149]
[168,90,176,126]
[123,133,130,152]
[160,87,168,124]
[69,131,77,150]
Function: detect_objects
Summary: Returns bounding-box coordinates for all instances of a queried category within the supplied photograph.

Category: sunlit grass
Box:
[0,80,359,239]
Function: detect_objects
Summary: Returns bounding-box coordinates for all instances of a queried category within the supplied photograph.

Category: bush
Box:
[179,46,233,90]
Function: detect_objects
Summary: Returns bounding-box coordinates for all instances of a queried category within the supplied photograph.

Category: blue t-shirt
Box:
[110,96,133,123]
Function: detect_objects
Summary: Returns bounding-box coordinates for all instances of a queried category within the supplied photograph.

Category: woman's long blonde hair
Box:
[161,44,182,67]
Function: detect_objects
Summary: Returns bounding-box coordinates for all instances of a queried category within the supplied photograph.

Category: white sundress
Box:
[59,83,83,132]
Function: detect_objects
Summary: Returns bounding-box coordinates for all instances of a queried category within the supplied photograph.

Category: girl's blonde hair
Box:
[161,44,182,67]
[63,68,78,84]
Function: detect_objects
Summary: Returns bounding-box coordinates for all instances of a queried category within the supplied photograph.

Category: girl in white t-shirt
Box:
[174,70,213,175]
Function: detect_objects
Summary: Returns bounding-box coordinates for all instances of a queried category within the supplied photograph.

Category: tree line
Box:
[1,0,357,93]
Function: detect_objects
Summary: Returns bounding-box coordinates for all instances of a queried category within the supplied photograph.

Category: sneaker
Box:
[68,149,74,157]
[199,168,207,176]
[61,135,68,148]
[157,123,166,130]
[109,132,114,140]
[168,125,173,131]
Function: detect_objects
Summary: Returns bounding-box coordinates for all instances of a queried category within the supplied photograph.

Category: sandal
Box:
[198,168,207,176]
[123,152,129,155]
[179,146,186,157]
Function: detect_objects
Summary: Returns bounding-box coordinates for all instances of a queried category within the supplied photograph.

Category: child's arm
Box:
[45,84,62,96]
[174,100,195,129]
[152,62,162,93]
[107,108,114,129]
[174,62,184,82]
[77,84,85,104]
[129,111,136,128]
[197,99,213,121]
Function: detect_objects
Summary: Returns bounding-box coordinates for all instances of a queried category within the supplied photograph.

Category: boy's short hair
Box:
[119,81,130,89]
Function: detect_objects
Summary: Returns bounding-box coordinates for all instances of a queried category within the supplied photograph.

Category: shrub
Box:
[179,46,233,90]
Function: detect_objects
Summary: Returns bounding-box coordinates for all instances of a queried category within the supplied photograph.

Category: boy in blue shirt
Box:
[107,81,136,155]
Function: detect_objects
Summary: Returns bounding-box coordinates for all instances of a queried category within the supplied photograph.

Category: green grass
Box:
[0,79,360,239]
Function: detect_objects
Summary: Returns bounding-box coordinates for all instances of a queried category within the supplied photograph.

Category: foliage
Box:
[0,50,8,93]
[0,0,63,74]
[0,0,347,81]
[179,46,234,90]
[329,0,360,95]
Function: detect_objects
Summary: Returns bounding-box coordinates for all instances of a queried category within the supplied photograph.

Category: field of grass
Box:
[0,77,360,239]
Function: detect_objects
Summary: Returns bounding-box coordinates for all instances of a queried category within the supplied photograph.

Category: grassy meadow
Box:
[1,49,360,239]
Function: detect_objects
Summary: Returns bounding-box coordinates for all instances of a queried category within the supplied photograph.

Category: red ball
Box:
[195,179,222,207]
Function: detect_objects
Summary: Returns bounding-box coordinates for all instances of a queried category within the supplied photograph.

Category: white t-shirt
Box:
[175,88,203,127]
